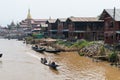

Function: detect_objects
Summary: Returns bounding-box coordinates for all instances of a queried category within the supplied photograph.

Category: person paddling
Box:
[43,58,47,64]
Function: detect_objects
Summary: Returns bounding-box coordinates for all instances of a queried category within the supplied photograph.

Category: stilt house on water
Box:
[99,9,120,44]
[55,18,67,39]
[66,17,104,41]
[46,19,57,38]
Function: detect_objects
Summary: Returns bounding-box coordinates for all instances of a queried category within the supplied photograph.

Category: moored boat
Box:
[32,46,45,53]
[45,49,61,53]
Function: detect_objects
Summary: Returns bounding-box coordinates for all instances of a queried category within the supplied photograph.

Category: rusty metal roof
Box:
[103,9,120,21]
[68,17,102,22]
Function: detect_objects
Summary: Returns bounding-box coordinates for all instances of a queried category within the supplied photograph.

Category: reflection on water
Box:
[0,60,2,64]
[0,39,120,80]
[0,60,3,68]
[49,67,60,75]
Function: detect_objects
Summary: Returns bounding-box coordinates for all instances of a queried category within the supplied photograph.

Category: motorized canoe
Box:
[40,58,59,69]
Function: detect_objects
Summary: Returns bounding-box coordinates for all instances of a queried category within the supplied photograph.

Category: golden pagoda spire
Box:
[27,9,32,19]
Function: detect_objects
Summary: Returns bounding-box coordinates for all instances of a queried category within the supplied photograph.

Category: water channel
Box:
[0,39,120,80]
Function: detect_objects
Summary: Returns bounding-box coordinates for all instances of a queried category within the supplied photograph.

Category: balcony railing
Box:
[49,30,58,32]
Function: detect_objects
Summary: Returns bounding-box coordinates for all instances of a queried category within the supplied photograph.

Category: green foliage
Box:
[79,52,84,56]
[88,41,95,45]
[56,40,73,47]
[32,33,44,39]
[56,40,65,44]
[99,46,106,56]
[25,37,33,41]
[32,34,37,38]
[25,37,33,44]
[71,39,89,49]
[57,39,94,49]
[109,52,118,62]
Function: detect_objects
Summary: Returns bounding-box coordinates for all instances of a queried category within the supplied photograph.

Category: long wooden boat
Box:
[48,63,59,69]
[45,49,61,53]
[41,58,59,69]
[32,46,45,53]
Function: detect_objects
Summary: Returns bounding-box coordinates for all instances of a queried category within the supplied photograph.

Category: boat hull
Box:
[32,47,45,53]
[45,49,61,53]
[41,58,59,69]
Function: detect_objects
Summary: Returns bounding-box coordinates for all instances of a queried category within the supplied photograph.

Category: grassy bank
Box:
[56,39,120,64]
[25,37,120,64]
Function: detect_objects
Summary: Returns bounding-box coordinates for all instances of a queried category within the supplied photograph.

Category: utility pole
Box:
[113,7,116,52]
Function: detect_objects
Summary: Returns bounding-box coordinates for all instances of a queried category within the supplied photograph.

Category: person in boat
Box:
[41,57,43,61]
[41,58,47,64]
[49,61,58,69]
[43,58,47,64]
[51,61,56,66]
[35,45,38,49]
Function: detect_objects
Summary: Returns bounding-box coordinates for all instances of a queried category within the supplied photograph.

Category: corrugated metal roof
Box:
[57,18,67,22]
[105,9,120,21]
[68,17,102,22]
[33,19,47,22]
[47,19,56,23]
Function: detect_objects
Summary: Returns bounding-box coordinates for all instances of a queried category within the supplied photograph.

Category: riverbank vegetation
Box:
[25,37,120,65]
[25,36,41,44]
[56,39,120,64]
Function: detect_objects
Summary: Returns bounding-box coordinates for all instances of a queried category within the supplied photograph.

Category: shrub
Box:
[79,52,84,56]
[71,39,89,49]
[56,40,73,47]
[109,52,118,62]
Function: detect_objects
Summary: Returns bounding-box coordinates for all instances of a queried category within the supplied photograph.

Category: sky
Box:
[0,0,119,26]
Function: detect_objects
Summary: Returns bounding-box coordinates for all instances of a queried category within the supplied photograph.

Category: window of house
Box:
[106,36,108,39]
[119,22,120,29]
[111,35,114,39]
[105,22,108,27]
[109,21,114,28]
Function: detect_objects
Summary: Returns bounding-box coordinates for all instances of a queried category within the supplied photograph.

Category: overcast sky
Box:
[0,0,119,26]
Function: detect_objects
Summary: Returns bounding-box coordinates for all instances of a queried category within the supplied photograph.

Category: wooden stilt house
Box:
[66,17,104,41]
[99,9,120,44]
